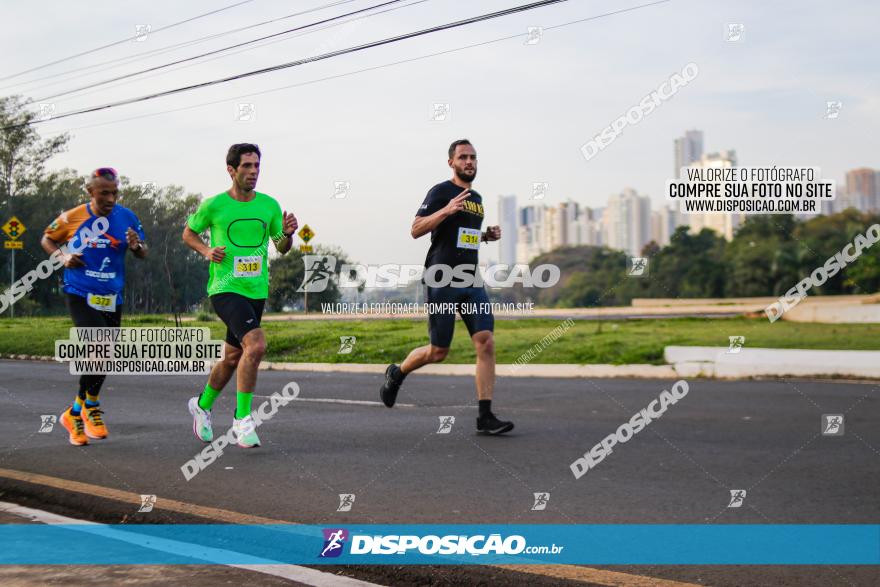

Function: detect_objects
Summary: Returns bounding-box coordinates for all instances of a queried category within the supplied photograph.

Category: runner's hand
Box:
[282,211,298,236]
[442,189,470,217]
[484,225,501,241]
[63,253,85,268]
[206,246,226,263]
[126,227,141,250]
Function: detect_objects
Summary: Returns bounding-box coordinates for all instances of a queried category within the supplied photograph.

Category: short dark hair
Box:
[448,139,473,159]
[226,143,261,168]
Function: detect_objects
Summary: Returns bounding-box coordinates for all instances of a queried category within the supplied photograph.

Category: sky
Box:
[3,0,879,264]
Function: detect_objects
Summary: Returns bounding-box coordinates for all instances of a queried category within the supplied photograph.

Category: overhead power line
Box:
[10,0,574,129]
[43,0,428,105]
[41,0,671,138]
[35,0,412,102]
[0,0,361,93]
[0,0,256,82]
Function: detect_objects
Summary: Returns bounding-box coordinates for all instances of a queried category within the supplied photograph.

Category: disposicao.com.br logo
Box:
[318,529,563,557]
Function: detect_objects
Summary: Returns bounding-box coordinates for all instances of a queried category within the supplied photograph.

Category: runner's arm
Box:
[182,226,225,262]
[271,210,297,255]
[411,189,470,239]
[40,235,84,268]
[411,209,450,239]
[182,226,211,257]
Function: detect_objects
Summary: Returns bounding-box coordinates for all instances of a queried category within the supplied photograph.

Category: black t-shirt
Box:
[416,180,485,273]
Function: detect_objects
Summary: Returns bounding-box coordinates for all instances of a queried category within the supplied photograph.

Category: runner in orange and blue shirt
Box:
[40,167,148,446]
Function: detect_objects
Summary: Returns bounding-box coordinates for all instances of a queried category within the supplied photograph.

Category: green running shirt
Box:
[187,191,284,299]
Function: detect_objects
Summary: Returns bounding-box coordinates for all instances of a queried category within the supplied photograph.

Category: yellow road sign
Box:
[2,216,25,240]
[4,240,23,249]
[299,244,313,254]
[297,224,314,243]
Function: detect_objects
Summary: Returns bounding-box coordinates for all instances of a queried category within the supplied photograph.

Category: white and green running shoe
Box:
[233,415,261,448]
[188,396,213,442]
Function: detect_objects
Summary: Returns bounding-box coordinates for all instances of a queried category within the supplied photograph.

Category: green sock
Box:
[235,391,253,419]
[198,384,222,411]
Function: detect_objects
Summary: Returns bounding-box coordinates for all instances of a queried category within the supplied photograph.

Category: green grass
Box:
[2,315,880,365]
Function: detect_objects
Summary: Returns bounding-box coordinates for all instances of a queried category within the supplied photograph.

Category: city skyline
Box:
[500,128,876,263]
[3,0,878,265]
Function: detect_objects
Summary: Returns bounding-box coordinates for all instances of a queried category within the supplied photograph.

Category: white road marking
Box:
[0,501,383,587]
[253,396,416,408]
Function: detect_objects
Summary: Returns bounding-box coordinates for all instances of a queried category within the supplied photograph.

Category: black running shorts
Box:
[210,293,266,349]
[426,285,494,348]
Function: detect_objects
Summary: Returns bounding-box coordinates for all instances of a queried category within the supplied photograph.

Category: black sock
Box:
[391,365,406,384]
[478,399,492,418]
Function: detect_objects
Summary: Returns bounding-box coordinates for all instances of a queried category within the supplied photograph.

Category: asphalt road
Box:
[0,359,877,586]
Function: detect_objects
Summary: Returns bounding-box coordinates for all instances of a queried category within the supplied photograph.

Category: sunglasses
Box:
[92,167,118,179]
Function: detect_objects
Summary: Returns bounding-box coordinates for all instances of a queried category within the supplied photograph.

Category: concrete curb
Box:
[4,351,878,380]
[665,346,880,379]
[1,354,673,379]
[263,361,677,379]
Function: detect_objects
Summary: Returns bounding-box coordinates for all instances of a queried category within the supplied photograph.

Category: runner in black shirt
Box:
[378,139,513,435]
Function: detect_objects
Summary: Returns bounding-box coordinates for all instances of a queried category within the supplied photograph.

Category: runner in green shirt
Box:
[182,143,298,448]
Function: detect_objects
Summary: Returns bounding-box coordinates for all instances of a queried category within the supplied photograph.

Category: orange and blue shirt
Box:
[44,203,145,304]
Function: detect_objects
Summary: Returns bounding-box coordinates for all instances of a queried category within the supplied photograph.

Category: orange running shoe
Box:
[60,407,88,446]
[82,406,108,439]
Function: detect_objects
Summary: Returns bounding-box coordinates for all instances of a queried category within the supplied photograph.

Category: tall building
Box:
[541,205,559,252]
[497,195,518,267]
[515,200,611,263]
[684,150,742,240]
[674,130,704,178]
[845,167,878,212]
[516,204,545,264]
[556,201,579,248]
[604,188,651,256]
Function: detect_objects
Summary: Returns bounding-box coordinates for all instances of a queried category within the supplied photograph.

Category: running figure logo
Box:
[235,103,256,122]
[332,181,351,199]
[134,24,151,42]
[629,257,648,277]
[726,23,744,42]
[430,103,450,122]
[38,103,56,121]
[727,489,746,508]
[298,255,337,293]
[338,336,356,354]
[436,416,455,434]
[319,528,349,558]
[531,182,549,200]
[824,101,842,119]
[38,415,57,433]
[531,492,550,511]
[821,414,844,436]
[337,494,356,512]
[727,336,745,354]
[524,26,543,45]
[138,494,157,513]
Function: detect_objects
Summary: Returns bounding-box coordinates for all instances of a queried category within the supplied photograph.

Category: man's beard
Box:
[239,176,258,191]
[454,167,477,183]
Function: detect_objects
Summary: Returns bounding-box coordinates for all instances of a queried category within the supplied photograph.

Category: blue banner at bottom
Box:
[0,525,878,565]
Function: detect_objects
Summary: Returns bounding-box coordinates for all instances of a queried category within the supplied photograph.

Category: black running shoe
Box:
[476,412,514,435]
[380,364,402,408]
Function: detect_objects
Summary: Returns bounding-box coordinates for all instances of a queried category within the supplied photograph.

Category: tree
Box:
[0,96,69,207]
[795,209,880,295]
[725,215,800,297]
[0,97,70,315]
[642,227,728,298]
[268,244,354,312]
